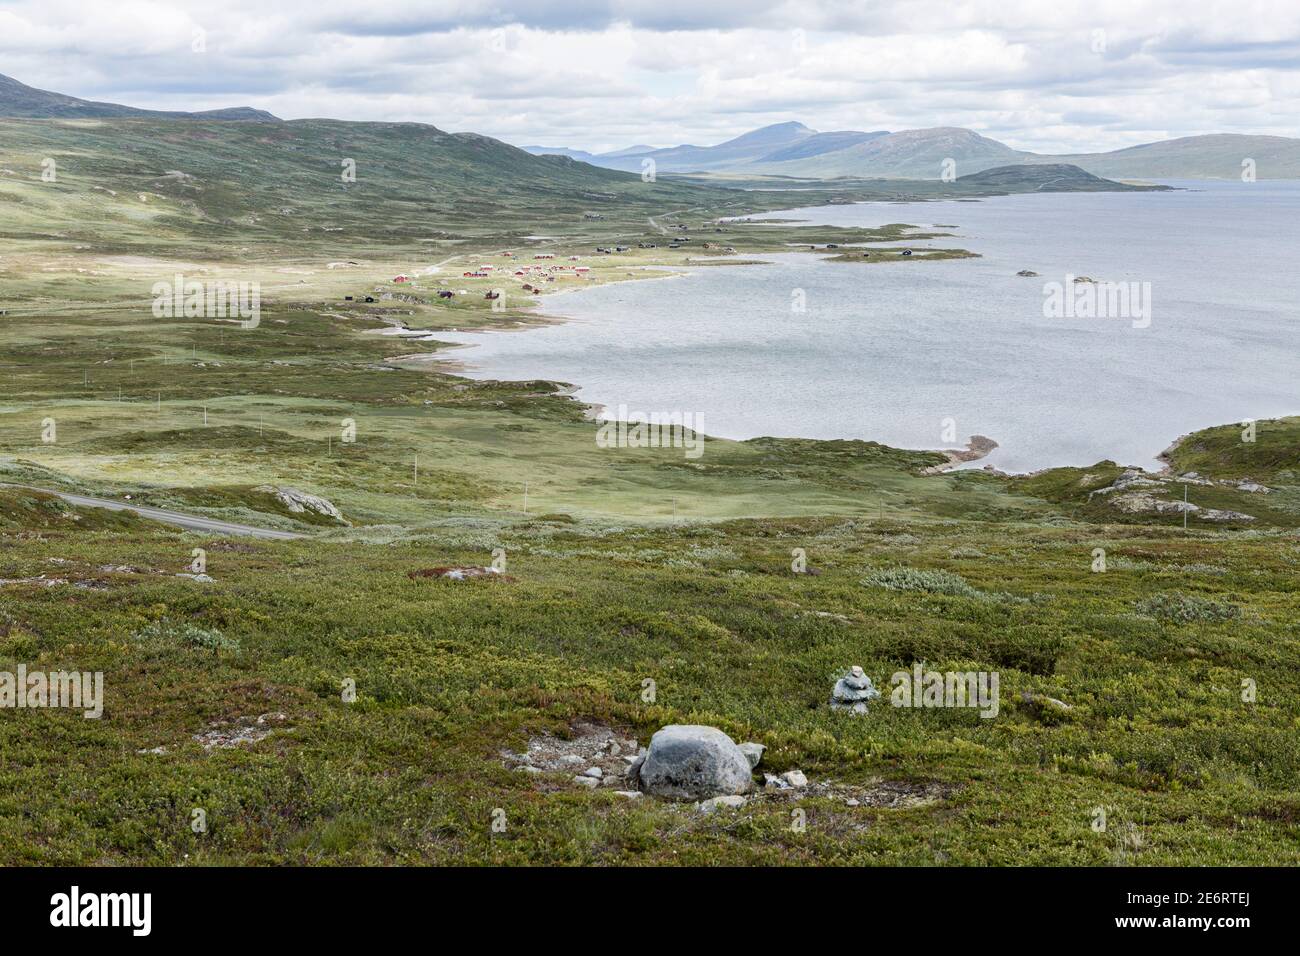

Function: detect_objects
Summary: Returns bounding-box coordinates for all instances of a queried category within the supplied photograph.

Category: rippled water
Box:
[433,180,1300,472]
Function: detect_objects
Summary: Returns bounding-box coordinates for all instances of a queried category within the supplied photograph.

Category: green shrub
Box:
[132,620,241,654]
[1133,592,1241,623]
[862,566,985,599]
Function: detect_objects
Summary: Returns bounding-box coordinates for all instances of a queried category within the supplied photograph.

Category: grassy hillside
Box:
[955,163,1169,192]
[1,110,1297,866]
[0,72,275,121]
[1037,134,1300,181]
[0,117,746,258]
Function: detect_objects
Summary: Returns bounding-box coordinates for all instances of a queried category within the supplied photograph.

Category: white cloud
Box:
[0,0,1296,152]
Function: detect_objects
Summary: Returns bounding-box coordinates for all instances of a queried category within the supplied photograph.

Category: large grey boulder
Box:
[635,725,755,800]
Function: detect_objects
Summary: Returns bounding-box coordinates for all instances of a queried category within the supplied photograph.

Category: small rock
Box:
[573,775,600,789]
[613,790,642,800]
[738,742,765,769]
[625,753,646,784]
[697,795,747,814]
[582,766,603,779]
[764,770,809,791]
[1021,692,1072,712]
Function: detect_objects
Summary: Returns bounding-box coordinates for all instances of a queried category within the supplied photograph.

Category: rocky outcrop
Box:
[1089,469,1257,522]
[254,485,348,524]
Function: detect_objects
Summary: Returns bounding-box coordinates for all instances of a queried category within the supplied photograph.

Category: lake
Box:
[432,180,1300,473]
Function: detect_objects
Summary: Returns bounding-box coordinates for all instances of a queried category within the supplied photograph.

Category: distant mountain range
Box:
[0,73,730,253]
[526,121,1300,180]
[0,72,279,121]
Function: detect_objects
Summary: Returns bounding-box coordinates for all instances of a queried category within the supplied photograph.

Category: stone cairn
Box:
[830,665,881,714]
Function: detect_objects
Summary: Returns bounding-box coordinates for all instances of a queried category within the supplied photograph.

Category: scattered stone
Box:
[1199,508,1256,522]
[613,790,642,800]
[193,712,289,750]
[636,725,755,800]
[831,665,881,714]
[573,775,600,789]
[500,722,641,791]
[738,742,765,769]
[408,566,507,581]
[1016,269,1039,277]
[0,575,67,588]
[175,572,215,583]
[1089,469,1167,498]
[765,769,809,790]
[1228,479,1270,494]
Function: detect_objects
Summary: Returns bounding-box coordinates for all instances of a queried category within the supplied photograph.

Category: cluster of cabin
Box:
[341,246,619,311]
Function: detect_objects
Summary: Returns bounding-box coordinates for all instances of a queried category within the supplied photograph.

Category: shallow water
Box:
[434,180,1300,472]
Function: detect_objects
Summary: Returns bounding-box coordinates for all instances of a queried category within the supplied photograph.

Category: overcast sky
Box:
[2,0,1298,153]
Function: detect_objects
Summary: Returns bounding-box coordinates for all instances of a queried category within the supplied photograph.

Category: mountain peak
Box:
[718,121,816,148]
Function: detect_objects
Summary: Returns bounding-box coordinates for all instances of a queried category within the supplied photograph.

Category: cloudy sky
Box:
[2,0,1298,153]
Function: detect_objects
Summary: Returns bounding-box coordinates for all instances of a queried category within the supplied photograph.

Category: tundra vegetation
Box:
[0,118,1297,865]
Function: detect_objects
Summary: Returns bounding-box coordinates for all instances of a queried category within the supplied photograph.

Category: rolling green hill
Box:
[1032,134,1300,180]
[954,163,1167,192]
[0,116,735,255]
[0,71,276,121]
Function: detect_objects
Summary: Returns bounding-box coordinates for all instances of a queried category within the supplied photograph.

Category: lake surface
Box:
[432,180,1300,472]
